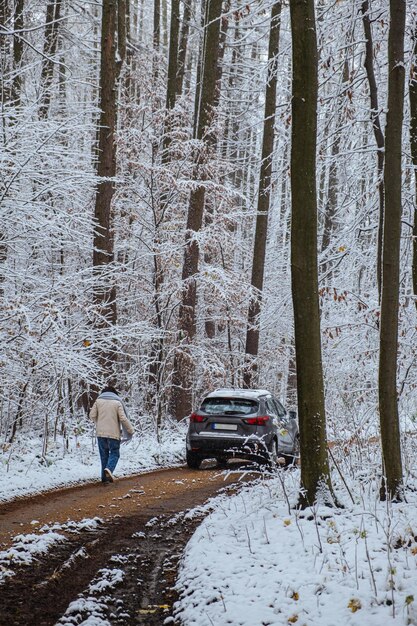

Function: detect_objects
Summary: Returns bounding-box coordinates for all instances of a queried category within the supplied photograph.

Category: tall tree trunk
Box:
[378,0,405,501]
[11,0,24,108]
[361,0,385,300]
[92,0,124,380]
[0,0,11,107]
[410,23,417,313]
[320,59,349,276]
[161,0,180,162]
[165,0,180,110]
[203,2,228,339]
[39,0,62,119]
[289,0,333,507]
[175,0,192,99]
[153,0,161,82]
[243,1,281,388]
[170,0,223,421]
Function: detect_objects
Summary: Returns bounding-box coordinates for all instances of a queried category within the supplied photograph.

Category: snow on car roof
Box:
[205,388,271,399]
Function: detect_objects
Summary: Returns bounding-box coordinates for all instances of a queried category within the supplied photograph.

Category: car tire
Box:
[216,457,228,468]
[186,450,202,469]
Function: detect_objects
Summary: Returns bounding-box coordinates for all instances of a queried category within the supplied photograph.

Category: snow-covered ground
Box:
[0,422,187,502]
[3,425,417,626]
[172,462,417,626]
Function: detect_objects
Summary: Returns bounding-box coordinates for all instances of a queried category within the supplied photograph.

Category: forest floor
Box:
[0,462,257,626]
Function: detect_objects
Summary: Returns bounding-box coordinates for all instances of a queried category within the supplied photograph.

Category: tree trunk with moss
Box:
[290,0,333,507]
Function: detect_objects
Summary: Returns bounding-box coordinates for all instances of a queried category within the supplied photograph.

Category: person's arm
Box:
[89,401,98,422]
[117,403,135,435]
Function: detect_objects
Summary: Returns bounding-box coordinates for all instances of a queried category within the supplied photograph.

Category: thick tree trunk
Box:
[170,0,223,421]
[289,0,333,507]
[243,1,281,388]
[93,0,124,379]
[203,3,228,339]
[378,0,405,501]
[39,0,62,119]
[361,0,385,300]
[410,25,417,313]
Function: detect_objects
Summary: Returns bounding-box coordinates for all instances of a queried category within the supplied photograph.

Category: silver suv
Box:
[185,388,299,469]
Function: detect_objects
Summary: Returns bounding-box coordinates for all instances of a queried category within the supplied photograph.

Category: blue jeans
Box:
[97,437,120,482]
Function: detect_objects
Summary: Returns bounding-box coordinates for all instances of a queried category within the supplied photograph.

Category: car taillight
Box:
[243,415,270,425]
[190,412,205,423]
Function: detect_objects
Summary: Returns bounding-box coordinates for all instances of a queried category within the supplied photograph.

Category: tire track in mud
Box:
[0,464,258,625]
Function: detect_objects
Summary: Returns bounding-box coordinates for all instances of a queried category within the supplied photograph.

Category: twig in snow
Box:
[245,525,253,554]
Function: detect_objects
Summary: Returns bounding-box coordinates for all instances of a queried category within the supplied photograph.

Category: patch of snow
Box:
[173,468,417,626]
[41,517,103,534]
[0,530,66,584]
[57,568,126,624]
[88,568,124,593]
[57,597,111,626]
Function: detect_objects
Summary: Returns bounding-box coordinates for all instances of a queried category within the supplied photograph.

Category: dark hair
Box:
[102,385,117,394]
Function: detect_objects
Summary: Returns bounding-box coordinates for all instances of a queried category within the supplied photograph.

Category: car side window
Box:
[273,399,286,418]
[266,398,277,416]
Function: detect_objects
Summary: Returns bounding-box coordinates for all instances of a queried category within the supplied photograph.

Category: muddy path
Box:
[0,462,259,625]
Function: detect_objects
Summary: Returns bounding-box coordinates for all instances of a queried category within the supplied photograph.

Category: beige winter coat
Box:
[89,399,135,440]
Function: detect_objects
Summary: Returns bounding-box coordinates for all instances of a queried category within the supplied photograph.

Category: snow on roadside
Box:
[172,469,417,626]
[0,423,187,503]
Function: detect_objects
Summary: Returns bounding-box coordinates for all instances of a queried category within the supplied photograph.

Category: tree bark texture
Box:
[243,1,281,388]
[378,0,405,501]
[93,0,124,377]
[170,0,223,421]
[361,0,385,301]
[410,24,417,312]
[289,0,333,506]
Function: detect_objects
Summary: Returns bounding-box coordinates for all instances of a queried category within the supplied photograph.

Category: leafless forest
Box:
[1,0,417,499]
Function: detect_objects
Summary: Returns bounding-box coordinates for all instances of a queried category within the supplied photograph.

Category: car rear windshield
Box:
[200,398,258,415]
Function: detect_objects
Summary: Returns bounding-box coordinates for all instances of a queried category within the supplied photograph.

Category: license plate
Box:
[212,423,238,431]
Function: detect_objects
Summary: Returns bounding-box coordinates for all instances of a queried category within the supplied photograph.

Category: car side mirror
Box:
[289,410,297,420]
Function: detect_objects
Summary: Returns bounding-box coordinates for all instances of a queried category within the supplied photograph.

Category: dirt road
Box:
[0,462,258,625]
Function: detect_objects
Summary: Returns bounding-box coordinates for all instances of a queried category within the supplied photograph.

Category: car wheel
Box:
[186,450,202,469]
[216,457,228,468]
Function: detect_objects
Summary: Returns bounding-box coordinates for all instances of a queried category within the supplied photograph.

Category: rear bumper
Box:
[187,433,270,459]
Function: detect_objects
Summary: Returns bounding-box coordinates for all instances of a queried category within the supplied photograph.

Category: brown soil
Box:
[0,461,259,625]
